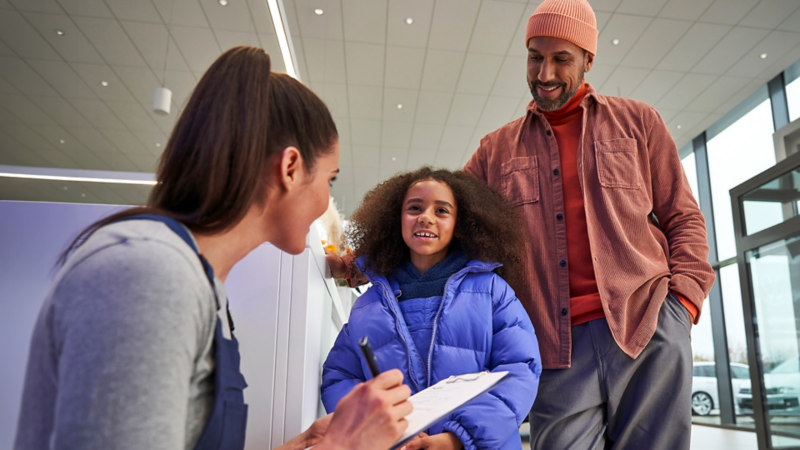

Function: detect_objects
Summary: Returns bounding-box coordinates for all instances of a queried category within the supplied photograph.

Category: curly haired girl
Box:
[321,167,542,450]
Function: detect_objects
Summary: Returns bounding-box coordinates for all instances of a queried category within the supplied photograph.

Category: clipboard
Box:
[390,371,512,449]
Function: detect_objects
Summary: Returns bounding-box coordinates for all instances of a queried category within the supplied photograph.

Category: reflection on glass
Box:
[691,299,722,424]
[788,75,800,123]
[719,264,755,427]
[742,169,800,235]
[681,152,699,203]
[746,236,800,446]
[708,99,775,261]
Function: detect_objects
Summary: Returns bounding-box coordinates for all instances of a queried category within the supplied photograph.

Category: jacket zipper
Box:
[379,281,421,393]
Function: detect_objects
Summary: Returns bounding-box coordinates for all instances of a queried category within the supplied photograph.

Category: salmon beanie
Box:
[525,0,598,55]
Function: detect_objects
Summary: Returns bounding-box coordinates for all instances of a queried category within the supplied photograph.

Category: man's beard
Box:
[530,71,584,111]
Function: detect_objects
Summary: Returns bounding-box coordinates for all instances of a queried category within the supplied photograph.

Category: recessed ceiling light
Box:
[59,139,65,144]
[405,17,413,25]
[760,53,768,59]
[219,0,228,5]
[55,29,65,36]
[612,38,620,45]
[392,156,397,161]
[677,125,682,129]
[314,8,323,15]
[155,142,161,147]
[397,103,403,109]
[101,81,109,87]
[81,193,86,197]
[63,186,68,190]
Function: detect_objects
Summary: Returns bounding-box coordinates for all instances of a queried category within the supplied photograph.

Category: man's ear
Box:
[584,51,594,73]
[277,146,302,191]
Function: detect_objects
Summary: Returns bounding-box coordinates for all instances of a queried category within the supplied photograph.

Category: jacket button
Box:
[561,308,568,316]
[557,213,563,220]
[559,260,566,267]
[546,130,552,136]
[553,168,560,175]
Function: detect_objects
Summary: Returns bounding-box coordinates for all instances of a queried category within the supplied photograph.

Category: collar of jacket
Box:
[517,81,607,146]
[355,255,502,295]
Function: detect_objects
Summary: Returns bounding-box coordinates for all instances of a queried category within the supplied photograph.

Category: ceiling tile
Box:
[467,1,525,55]
[428,0,481,52]
[384,46,425,89]
[739,0,800,29]
[656,73,717,111]
[685,76,751,113]
[595,14,651,66]
[630,70,684,106]
[36,149,81,169]
[509,3,537,54]
[616,0,670,17]
[665,110,710,134]
[456,53,503,95]
[121,21,191,73]
[446,93,486,127]
[56,0,115,18]
[342,0,387,44]
[21,11,105,64]
[344,42,384,87]
[68,99,127,130]
[293,0,344,40]
[689,26,769,75]
[313,83,349,118]
[599,67,650,97]
[477,96,521,129]
[26,59,96,99]
[114,66,169,110]
[595,12,613,34]
[132,130,169,152]
[421,49,465,92]
[27,96,92,128]
[585,63,615,90]
[406,148,434,170]
[491,55,527,97]
[591,0,624,13]
[1,94,57,126]
[93,150,139,172]
[433,149,464,169]
[302,38,347,84]
[348,85,383,119]
[70,63,137,102]
[105,0,162,23]
[8,0,61,13]
[152,0,208,28]
[415,91,454,125]
[0,122,57,152]
[215,30,262,51]
[69,127,121,154]
[169,26,221,72]
[350,119,382,146]
[0,10,62,61]
[387,0,434,48]
[659,0,715,21]
[381,121,413,147]
[0,104,22,124]
[778,7,800,32]
[351,144,380,167]
[383,88,417,123]
[257,34,286,73]
[99,129,151,156]
[200,0,257,32]
[380,147,407,168]
[411,123,445,150]
[106,101,160,132]
[251,0,278,34]
[621,18,693,69]
[657,23,731,72]
[726,30,800,78]
[699,0,759,25]
[74,17,149,67]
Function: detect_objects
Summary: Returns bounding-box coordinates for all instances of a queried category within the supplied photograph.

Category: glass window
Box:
[708,91,776,261]
[691,300,719,423]
[731,365,750,380]
[719,263,753,427]
[741,168,800,235]
[681,151,700,203]
[787,59,800,123]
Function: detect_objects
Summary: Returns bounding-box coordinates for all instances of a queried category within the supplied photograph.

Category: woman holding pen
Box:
[14,46,411,450]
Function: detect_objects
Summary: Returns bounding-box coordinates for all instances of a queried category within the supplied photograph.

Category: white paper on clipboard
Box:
[390,371,511,449]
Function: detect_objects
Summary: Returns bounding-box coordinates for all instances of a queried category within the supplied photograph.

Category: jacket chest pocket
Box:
[501,156,539,206]
[595,138,641,189]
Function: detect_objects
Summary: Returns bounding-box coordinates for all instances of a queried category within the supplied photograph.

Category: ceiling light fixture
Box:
[219,0,228,5]
[267,0,300,79]
[405,17,413,25]
[612,38,620,45]
[314,8,323,15]
[59,139,65,144]
[397,103,403,109]
[392,156,397,161]
[55,29,65,36]
[101,81,109,87]
[760,53,768,59]
[155,142,161,147]
[677,125,682,129]
[0,165,157,185]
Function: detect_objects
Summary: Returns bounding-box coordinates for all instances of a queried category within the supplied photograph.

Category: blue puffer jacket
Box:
[321,256,542,450]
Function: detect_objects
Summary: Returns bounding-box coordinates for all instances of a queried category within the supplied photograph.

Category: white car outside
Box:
[692,362,751,416]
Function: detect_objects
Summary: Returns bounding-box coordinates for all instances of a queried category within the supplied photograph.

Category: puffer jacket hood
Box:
[321,256,542,450]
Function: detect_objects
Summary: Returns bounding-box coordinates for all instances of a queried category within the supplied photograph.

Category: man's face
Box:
[527,36,593,111]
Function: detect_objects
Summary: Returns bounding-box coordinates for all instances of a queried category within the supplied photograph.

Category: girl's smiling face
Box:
[401,179,458,274]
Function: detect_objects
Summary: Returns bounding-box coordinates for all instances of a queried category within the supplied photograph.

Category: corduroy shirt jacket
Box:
[463,83,715,369]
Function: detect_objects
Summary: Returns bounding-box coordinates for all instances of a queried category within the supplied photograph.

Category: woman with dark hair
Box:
[14,46,411,450]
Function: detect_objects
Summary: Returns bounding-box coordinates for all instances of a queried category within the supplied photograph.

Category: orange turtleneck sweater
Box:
[541,81,697,326]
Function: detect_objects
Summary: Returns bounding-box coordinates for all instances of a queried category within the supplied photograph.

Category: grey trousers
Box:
[529,294,693,450]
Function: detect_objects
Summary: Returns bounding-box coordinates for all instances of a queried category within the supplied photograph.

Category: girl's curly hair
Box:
[347,167,525,291]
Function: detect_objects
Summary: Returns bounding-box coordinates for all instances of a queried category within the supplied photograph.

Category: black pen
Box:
[358,335,381,378]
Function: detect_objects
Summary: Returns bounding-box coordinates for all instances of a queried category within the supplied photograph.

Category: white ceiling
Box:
[1,0,800,214]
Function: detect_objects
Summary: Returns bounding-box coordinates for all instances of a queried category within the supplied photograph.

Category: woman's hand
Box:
[325,250,346,279]
[303,413,333,447]
[400,431,463,450]
[315,369,413,450]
